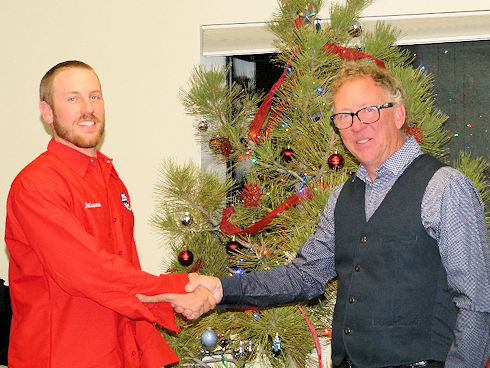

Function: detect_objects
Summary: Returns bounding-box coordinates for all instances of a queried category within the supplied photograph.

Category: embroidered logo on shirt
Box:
[120,193,132,211]
[85,202,102,209]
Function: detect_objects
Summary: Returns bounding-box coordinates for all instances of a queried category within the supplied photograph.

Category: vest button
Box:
[354,265,360,272]
[360,235,367,243]
[348,296,356,303]
[344,327,351,335]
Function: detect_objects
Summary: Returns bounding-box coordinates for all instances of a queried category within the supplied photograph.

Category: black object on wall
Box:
[0,279,11,365]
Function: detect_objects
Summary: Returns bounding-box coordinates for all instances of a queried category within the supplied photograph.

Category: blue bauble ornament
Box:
[201,328,218,348]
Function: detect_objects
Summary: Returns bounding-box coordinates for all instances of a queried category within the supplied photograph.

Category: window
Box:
[405,40,489,161]
[228,40,490,162]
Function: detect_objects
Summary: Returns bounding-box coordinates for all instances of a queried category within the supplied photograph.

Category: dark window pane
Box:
[404,41,489,161]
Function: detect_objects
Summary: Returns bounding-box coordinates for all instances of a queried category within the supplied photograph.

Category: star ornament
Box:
[295,2,316,28]
[303,3,316,24]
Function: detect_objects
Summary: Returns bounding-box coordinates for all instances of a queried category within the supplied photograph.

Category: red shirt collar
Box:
[47,139,113,177]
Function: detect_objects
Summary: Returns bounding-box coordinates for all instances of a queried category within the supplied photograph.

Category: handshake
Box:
[137,273,222,320]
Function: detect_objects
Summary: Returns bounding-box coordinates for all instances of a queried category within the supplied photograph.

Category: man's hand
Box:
[136,285,216,320]
[136,273,223,320]
[186,273,223,304]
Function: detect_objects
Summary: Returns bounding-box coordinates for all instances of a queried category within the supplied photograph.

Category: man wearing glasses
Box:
[140,60,489,368]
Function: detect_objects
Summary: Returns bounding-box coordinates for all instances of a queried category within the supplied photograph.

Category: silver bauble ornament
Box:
[181,211,193,226]
[198,120,208,131]
[348,21,362,37]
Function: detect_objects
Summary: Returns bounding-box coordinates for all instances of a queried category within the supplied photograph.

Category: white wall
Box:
[362,0,488,15]
[1,0,487,283]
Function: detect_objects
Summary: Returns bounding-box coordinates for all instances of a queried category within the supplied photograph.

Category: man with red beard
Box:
[5,60,215,367]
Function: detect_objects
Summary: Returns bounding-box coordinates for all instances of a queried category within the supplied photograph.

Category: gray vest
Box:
[332,154,457,367]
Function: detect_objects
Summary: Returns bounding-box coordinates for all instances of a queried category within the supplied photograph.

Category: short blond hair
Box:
[328,60,405,107]
[40,60,95,107]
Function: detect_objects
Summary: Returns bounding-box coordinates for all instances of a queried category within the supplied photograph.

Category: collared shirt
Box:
[5,139,188,368]
[221,137,489,368]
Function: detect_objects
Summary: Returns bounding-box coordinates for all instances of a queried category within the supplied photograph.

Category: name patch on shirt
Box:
[85,202,102,209]
[120,193,132,211]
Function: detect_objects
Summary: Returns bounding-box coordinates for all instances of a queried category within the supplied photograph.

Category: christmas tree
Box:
[152,0,489,366]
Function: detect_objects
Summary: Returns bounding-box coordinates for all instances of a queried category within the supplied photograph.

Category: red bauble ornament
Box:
[280,148,295,163]
[328,153,345,170]
[220,137,232,158]
[226,240,243,254]
[209,137,233,157]
[178,250,194,266]
[240,183,263,207]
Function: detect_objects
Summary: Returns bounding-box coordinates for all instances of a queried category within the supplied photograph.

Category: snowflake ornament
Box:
[240,183,263,207]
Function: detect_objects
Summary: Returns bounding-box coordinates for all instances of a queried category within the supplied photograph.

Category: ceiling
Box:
[202,10,490,56]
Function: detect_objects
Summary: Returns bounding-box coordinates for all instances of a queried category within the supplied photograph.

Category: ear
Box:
[40,101,54,125]
[393,103,406,130]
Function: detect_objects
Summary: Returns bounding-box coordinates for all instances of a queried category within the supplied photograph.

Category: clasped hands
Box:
[136,273,222,320]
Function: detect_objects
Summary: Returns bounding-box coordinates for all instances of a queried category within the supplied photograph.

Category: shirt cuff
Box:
[156,272,190,294]
[218,275,243,306]
[146,273,190,332]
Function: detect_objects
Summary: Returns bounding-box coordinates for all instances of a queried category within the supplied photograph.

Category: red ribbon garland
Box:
[220,187,313,235]
[298,305,324,368]
[248,52,297,143]
[262,101,286,138]
[248,44,386,142]
[321,43,386,68]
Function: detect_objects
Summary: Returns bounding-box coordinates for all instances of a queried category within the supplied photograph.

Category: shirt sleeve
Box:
[422,167,490,368]
[6,171,188,331]
[220,185,340,308]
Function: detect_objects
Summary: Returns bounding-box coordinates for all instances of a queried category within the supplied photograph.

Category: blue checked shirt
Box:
[220,137,490,367]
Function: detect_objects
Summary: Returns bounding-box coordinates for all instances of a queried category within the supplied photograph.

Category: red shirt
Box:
[5,140,188,368]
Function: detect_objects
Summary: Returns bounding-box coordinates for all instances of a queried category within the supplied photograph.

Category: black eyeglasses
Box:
[330,102,394,130]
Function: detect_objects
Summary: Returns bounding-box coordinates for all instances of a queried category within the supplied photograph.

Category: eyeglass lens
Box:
[333,107,380,129]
